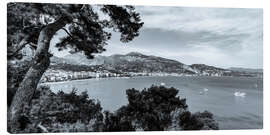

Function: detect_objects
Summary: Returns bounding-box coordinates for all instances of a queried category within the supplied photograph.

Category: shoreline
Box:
[41,76,149,85]
[40,75,263,85]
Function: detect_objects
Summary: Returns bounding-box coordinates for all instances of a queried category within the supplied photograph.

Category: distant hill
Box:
[62,53,105,66]
[190,64,227,75]
[16,47,262,77]
[229,67,263,73]
[50,56,80,65]
[52,52,242,76]
[100,52,195,74]
[48,52,262,77]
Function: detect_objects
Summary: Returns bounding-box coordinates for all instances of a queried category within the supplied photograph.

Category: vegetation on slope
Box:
[8,85,218,133]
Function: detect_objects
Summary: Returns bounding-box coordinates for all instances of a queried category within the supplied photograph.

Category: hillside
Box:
[229,67,263,73]
[101,52,195,74]
[50,52,247,76]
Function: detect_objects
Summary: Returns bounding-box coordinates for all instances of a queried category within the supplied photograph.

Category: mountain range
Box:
[50,52,262,77]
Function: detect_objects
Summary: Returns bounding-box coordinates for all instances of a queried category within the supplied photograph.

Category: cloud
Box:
[127,6,263,68]
[52,5,263,69]
[137,6,262,33]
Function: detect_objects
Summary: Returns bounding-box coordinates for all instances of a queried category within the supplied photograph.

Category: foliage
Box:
[103,110,135,131]
[103,86,218,131]
[7,60,31,106]
[22,86,104,132]
[179,110,219,130]
[7,3,143,59]
[104,86,189,131]
[11,85,218,133]
[7,4,143,132]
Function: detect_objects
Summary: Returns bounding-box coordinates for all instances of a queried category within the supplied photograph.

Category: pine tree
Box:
[7,3,143,133]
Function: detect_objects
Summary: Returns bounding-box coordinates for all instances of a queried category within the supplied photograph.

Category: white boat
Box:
[203,88,208,92]
[234,91,246,97]
[199,91,204,95]
[160,82,166,86]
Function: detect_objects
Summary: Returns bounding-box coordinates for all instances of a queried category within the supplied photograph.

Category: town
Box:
[40,68,230,83]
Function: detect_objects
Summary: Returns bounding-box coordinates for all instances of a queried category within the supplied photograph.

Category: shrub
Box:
[192,111,219,130]
[104,85,189,131]
[179,111,203,130]
[25,86,104,132]
[104,85,218,131]
[179,110,219,130]
[103,110,135,131]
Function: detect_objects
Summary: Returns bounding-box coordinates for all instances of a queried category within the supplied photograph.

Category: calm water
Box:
[43,76,263,130]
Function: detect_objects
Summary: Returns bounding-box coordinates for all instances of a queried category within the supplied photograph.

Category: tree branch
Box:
[80,4,87,11]
[61,28,73,38]
[7,3,17,8]
[37,122,48,133]
[8,36,30,58]
[29,43,37,48]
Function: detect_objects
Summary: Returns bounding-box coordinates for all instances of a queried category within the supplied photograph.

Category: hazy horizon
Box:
[50,6,263,69]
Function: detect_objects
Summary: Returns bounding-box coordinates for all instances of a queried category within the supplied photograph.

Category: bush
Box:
[104,85,218,131]
[179,110,219,130]
[24,86,104,132]
[103,110,135,131]
[104,85,189,131]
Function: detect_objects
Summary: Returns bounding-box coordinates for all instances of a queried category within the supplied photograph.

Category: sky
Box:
[51,6,263,69]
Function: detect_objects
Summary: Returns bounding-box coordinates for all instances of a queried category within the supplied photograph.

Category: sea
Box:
[42,76,263,130]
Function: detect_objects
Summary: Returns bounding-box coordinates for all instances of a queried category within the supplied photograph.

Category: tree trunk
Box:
[8,16,71,133]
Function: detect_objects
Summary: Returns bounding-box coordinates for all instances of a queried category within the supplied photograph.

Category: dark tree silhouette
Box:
[7,3,143,133]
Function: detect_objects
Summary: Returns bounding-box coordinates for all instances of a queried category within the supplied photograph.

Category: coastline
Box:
[40,75,263,85]
[40,76,148,85]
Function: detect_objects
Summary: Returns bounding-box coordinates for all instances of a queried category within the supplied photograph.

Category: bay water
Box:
[43,76,263,130]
